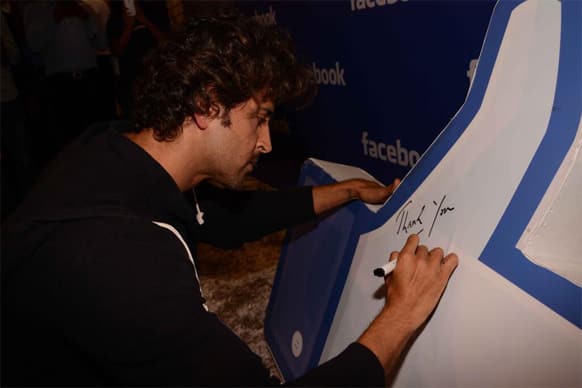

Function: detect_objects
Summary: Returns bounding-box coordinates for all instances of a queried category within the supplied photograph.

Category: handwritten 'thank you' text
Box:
[395,195,455,237]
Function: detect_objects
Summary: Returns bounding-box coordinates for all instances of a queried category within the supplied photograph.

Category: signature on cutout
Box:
[395,195,455,237]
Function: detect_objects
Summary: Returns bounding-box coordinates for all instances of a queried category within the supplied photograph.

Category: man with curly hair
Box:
[2,13,457,386]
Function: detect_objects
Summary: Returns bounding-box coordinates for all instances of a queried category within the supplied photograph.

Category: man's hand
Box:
[358,234,458,378]
[349,178,400,204]
[312,178,400,215]
[384,234,458,330]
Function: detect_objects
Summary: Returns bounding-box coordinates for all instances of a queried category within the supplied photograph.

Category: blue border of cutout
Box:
[479,0,582,328]
[266,0,581,381]
[304,2,521,376]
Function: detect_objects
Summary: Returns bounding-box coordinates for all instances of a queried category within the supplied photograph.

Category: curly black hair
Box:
[131,12,317,141]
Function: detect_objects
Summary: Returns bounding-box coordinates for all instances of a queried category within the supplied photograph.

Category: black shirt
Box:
[1,122,384,386]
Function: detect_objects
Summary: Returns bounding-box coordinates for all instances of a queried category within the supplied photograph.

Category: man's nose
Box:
[257,125,272,154]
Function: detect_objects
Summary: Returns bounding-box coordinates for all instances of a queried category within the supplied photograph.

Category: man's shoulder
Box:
[47,216,186,259]
[38,216,197,281]
[54,215,176,244]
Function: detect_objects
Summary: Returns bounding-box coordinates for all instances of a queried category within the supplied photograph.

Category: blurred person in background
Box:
[1,1,37,218]
[23,0,108,162]
[107,0,168,117]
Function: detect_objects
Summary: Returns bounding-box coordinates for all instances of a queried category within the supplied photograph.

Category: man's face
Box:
[205,97,274,188]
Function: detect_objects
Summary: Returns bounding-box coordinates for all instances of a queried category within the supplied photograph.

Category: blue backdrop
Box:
[239,0,496,183]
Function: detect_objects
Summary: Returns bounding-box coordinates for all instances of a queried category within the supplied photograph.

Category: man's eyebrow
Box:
[247,104,274,119]
[258,107,274,117]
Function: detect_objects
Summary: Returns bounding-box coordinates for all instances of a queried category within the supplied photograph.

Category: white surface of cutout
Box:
[517,123,582,286]
[317,1,582,386]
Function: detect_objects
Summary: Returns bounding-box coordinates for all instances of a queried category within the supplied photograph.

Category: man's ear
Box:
[192,102,221,130]
[192,113,211,130]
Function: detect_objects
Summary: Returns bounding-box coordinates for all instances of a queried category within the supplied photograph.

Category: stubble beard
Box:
[210,154,260,190]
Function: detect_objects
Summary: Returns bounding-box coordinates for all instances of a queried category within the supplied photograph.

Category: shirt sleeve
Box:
[285,343,385,387]
[196,183,316,249]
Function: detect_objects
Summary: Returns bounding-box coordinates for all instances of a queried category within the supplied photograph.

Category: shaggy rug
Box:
[197,177,284,381]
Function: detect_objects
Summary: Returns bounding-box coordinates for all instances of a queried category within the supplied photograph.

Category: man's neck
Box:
[124,129,207,191]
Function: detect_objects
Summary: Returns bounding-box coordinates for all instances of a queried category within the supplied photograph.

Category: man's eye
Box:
[257,117,268,126]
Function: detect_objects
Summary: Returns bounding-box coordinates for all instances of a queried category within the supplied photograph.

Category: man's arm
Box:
[284,234,457,386]
[312,178,400,215]
[357,234,458,378]
[197,177,398,248]
[197,184,316,248]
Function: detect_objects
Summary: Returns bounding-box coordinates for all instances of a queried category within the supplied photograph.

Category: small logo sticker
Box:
[291,330,303,358]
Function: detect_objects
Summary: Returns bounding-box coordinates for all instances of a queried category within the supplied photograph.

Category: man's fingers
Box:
[440,253,459,278]
[389,251,399,262]
[415,244,429,259]
[387,178,400,194]
[393,178,401,188]
[429,247,444,258]
[400,234,419,257]
[427,247,444,268]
